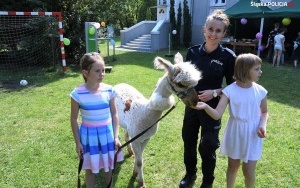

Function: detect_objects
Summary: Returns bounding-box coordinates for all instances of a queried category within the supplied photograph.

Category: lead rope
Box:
[77,153,83,188]
[77,100,179,188]
[106,100,179,188]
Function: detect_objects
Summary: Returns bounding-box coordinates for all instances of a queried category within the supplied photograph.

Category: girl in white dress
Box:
[273,28,286,67]
[193,53,269,188]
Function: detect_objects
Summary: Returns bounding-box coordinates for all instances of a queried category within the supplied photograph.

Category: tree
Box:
[169,0,176,48]
[137,0,156,22]
[0,0,156,64]
[176,2,182,47]
[183,0,192,47]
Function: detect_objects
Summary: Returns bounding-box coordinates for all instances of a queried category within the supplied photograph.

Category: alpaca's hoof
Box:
[128,149,134,157]
[137,182,146,188]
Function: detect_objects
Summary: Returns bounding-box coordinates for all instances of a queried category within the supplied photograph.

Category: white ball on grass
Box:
[20,80,28,86]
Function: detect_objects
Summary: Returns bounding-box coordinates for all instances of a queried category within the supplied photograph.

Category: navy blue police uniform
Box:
[182,43,235,186]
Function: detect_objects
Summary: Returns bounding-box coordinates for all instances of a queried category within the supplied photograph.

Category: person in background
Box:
[266,22,279,63]
[273,28,286,67]
[280,49,285,65]
[194,53,269,188]
[179,9,235,188]
[70,52,123,188]
[291,31,300,68]
[280,27,288,66]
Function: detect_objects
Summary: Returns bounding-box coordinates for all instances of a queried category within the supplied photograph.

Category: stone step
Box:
[122,34,152,52]
[138,35,151,39]
[125,42,151,48]
[134,38,151,43]
[121,45,151,52]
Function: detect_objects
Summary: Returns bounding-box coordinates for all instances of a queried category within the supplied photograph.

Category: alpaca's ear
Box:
[154,57,165,69]
[174,52,183,64]
[154,56,174,72]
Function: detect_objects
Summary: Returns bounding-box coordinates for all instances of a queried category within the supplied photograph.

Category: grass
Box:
[0,40,300,188]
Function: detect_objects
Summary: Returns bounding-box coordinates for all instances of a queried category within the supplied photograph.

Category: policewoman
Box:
[179,9,236,188]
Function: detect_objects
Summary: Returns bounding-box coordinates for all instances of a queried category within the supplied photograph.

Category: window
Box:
[210,0,226,6]
[159,0,167,5]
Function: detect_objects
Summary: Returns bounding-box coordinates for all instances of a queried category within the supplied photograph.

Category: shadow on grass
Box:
[1,51,299,110]
[79,153,137,188]
[103,47,188,69]
[0,66,79,93]
[259,59,300,108]
[0,47,185,93]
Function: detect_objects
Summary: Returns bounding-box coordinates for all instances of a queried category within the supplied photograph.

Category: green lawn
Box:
[0,41,299,187]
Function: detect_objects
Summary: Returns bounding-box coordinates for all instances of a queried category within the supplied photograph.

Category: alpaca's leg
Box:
[139,139,150,187]
[124,130,134,156]
[132,139,150,188]
[132,142,144,188]
[132,142,140,178]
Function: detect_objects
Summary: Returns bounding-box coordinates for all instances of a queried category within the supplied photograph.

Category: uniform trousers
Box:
[182,98,221,185]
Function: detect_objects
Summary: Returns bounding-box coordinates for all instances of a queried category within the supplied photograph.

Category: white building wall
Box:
[190,0,238,45]
[155,0,239,45]
[191,1,209,45]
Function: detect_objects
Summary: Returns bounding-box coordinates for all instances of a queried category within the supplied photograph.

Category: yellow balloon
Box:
[89,26,96,35]
[282,18,291,26]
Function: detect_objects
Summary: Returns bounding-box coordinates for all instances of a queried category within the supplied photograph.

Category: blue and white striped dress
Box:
[70,83,123,173]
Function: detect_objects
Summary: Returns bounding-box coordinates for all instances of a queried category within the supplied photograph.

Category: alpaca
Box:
[114,52,202,188]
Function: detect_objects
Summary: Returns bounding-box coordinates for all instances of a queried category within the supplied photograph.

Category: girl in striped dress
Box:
[70,52,123,188]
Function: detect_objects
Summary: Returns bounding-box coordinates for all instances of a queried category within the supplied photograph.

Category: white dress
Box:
[274,34,284,50]
[220,82,267,163]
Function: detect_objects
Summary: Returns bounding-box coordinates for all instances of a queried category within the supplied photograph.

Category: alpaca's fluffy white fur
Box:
[114,52,201,188]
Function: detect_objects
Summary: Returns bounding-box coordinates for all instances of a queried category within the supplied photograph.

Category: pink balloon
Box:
[241,18,247,25]
[256,32,263,39]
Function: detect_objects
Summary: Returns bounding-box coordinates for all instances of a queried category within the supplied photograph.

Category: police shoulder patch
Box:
[224,47,236,57]
[188,44,201,50]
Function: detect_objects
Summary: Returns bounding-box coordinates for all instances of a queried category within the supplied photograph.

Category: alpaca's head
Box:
[154,52,202,107]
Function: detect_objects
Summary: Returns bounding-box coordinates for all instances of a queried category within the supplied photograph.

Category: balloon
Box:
[282,18,291,26]
[109,39,115,45]
[256,32,263,39]
[240,18,247,25]
[172,30,177,35]
[63,38,70,46]
[258,45,264,51]
[93,22,100,29]
[88,26,96,35]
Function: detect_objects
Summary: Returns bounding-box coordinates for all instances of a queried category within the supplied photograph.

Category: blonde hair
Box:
[205,9,230,31]
[80,52,105,82]
[234,53,262,82]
